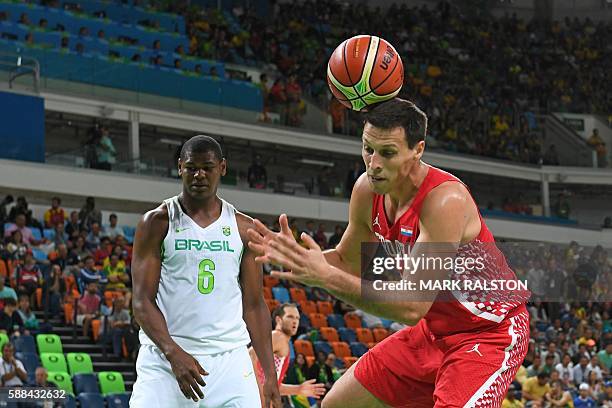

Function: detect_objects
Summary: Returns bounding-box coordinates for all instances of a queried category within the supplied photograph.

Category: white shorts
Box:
[130,344,260,408]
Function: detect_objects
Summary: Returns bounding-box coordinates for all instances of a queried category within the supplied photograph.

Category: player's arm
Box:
[131,205,207,402]
[251,182,468,326]
[237,212,281,408]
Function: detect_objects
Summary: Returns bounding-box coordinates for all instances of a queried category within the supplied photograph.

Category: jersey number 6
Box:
[198,258,215,294]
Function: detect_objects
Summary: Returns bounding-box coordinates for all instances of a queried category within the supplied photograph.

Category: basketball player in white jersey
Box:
[249,303,326,406]
[130,135,281,407]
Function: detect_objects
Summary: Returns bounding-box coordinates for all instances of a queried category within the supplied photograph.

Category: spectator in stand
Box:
[587,128,608,168]
[314,224,328,250]
[553,193,571,219]
[93,237,112,265]
[103,213,124,240]
[32,367,53,388]
[96,126,116,170]
[77,282,101,338]
[86,222,103,250]
[5,230,28,261]
[597,341,612,372]
[574,355,591,386]
[103,245,128,271]
[79,196,102,231]
[574,383,597,408]
[16,294,38,333]
[0,278,17,302]
[247,155,267,189]
[501,383,522,408]
[546,381,573,407]
[103,253,131,303]
[329,97,346,135]
[0,195,13,235]
[527,355,543,377]
[12,251,42,305]
[269,78,287,123]
[555,353,574,386]
[52,222,68,248]
[0,343,27,387]
[42,264,66,318]
[302,220,316,242]
[286,73,304,127]
[65,211,82,240]
[586,355,604,380]
[106,297,131,358]
[43,197,66,229]
[328,225,343,249]
[0,298,24,336]
[4,214,37,246]
[522,372,551,406]
[345,162,363,198]
[78,256,107,292]
[70,236,91,266]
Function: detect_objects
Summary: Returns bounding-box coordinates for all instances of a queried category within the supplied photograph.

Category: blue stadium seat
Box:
[380,318,393,329]
[289,340,295,362]
[43,228,56,240]
[13,335,36,353]
[272,287,290,303]
[313,341,332,356]
[326,314,345,329]
[73,373,99,394]
[32,247,47,261]
[16,352,39,384]
[349,342,369,357]
[298,314,310,331]
[338,327,357,343]
[63,394,77,408]
[77,392,105,408]
[334,358,345,369]
[106,392,130,408]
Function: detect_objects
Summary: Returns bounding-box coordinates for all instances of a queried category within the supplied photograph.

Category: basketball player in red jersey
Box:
[250,303,326,406]
[247,98,530,407]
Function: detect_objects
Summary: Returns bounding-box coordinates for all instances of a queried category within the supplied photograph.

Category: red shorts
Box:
[354,307,529,407]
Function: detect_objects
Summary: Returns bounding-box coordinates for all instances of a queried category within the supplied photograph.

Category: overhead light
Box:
[297,158,335,167]
[159,138,182,146]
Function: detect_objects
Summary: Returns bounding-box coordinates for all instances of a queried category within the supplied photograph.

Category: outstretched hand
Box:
[247,214,330,288]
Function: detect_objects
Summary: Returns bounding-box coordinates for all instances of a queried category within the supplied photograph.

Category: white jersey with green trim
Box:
[139,195,250,355]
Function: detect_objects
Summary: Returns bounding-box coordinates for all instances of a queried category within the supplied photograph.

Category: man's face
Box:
[2,345,13,361]
[19,297,29,310]
[325,353,336,367]
[35,368,47,385]
[537,376,548,386]
[70,212,78,223]
[179,151,226,200]
[361,124,423,195]
[110,255,119,267]
[52,199,59,209]
[85,258,95,269]
[276,306,299,337]
[110,216,117,227]
[87,283,98,294]
[15,214,25,228]
[92,223,100,234]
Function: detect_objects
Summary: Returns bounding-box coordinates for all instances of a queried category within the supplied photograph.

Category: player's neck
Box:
[178,193,220,218]
[273,328,290,342]
[387,161,428,208]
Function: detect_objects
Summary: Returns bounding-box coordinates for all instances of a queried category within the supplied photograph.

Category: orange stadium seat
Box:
[373,328,389,342]
[63,303,74,325]
[0,259,10,278]
[306,356,315,367]
[344,313,362,329]
[331,341,351,358]
[293,339,314,357]
[308,313,328,329]
[319,327,339,343]
[263,275,279,288]
[343,357,358,369]
[316,301,334,315]
[91,319,101,342]
[35,287,43,309]
[263,287,272,299]
[356,328,374,344]
[289,288,307,303]
[265,298,280,313]
[298,300,317,315]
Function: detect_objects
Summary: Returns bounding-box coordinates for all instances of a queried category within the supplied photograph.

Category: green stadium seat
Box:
[98,372,126,395]
[41,353,68,373]
[47,371,74,395]
[0,332,9,351]
[67,352,94,375]
[37,334,63,354]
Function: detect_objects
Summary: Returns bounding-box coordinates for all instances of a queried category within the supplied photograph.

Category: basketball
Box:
[327,35,404,111]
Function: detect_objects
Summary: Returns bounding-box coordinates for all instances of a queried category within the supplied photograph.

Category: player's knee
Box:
[321,388,341,408]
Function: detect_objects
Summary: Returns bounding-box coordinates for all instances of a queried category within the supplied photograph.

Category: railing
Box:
[0,51,40,92]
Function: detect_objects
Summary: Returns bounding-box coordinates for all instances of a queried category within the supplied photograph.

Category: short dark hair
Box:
[180,135,223,161]
[537,372,549,379]
[4,298,16,307]
[363,98,428,148]
[272,303,297,323]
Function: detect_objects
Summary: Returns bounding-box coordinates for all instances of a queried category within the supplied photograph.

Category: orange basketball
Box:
[327,35,404,111]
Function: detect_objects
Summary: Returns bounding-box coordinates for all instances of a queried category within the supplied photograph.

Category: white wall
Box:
[1,159,609,247]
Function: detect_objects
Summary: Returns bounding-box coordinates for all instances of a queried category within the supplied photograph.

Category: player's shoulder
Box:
[136,202,169,238]
[423,181,471,213]
[234,210,255,244]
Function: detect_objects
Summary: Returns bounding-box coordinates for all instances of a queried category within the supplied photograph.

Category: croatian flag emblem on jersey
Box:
[400,226,413,237]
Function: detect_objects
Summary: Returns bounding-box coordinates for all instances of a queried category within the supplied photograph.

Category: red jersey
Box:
[371,165,529,336]
[255,353,290,386]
